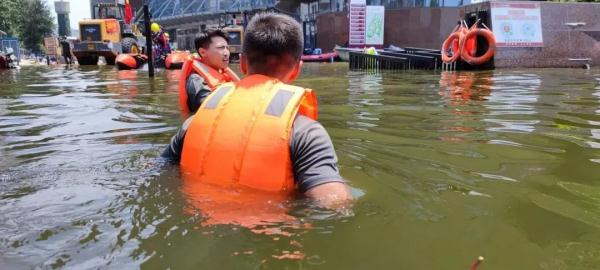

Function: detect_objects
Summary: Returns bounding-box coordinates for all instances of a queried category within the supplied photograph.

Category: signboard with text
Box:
[349,0,366,46]
[348,0,385,47]
[491,2,543,47]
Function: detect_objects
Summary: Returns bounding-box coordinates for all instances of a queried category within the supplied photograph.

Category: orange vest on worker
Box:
[180,74,319,192]
[178,58,240,112]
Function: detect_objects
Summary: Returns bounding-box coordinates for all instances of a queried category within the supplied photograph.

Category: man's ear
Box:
[198,47,207,58]
[284,60,302,83]
[240,54,249,75]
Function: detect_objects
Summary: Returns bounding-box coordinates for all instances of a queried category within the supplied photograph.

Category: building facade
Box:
[148,0,281,50]
[54,1,71,37]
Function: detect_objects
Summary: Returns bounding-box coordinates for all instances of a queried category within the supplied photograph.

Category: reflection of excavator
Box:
[73,0,145,65]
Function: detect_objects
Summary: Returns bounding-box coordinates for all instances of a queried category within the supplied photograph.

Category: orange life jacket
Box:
[180,74,319,192]
[178,58,240,113]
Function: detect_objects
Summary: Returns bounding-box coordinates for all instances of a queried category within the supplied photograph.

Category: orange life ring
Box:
[165,51,191,70]
[462,24,477,57]
[442,30,463,64]
[453,26,471,57]
[115,53,148,70]
[115,54,139,70]
[460,28,496,66]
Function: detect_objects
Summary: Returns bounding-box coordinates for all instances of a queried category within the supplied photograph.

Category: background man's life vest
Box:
[178,58,240,113]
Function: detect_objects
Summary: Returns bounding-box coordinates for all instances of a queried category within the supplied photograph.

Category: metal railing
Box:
[349,52,408,71]
[351,48,442,71]
[149,0,278,20]
[349,47,467,71]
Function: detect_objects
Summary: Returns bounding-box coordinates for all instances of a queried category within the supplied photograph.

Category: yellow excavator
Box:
[73,1,145,65]
[221,14,245,62]
[222,24,243,61]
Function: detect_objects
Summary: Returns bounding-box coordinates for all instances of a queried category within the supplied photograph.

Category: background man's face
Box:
[200,36,230,70]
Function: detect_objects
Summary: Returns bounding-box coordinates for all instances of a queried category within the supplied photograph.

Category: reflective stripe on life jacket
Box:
[178,58,240,113]
[180,74,318,192]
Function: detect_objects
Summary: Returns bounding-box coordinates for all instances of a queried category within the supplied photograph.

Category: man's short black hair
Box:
[194,28,229,51]
[243,12,303,71]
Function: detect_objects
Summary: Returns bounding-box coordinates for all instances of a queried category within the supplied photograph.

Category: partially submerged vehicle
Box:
[73,1,145,65]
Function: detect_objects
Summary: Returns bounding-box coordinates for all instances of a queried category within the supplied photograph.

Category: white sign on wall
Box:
[491,2,543,47]
[365,5,385,46]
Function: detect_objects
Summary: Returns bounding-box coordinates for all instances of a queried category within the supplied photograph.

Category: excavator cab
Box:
[93,3,123,20]
[74,1,144,65]
[221,16,245,62]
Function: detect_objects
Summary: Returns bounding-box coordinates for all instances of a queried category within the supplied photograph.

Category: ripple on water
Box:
[1,66,600,269]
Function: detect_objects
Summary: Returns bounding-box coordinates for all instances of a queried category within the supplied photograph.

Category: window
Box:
[227,31,242,46]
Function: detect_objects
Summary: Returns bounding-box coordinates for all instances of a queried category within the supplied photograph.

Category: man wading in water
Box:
[179,29,239,113]
[163,12,352,208]
[59,36,73,66]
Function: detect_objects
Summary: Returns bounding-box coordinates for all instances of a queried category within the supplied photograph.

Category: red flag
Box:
[124,0,133,24]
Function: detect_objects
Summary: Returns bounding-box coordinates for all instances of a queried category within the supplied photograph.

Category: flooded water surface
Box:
[1,64,600,269]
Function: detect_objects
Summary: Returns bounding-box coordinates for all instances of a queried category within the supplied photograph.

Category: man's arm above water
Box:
[162,74,213,160]
[290,115,353,208]
[161,116,193,162]
[305,182,352,209]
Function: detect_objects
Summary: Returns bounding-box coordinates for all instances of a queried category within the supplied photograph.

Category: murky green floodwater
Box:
[1,64,600,269]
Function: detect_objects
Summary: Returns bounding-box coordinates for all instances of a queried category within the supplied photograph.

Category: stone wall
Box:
[384,8,461,50]
[467,2,600,68]
[316,11,349,52]
[316,8,461,51]
[316,2,600,68]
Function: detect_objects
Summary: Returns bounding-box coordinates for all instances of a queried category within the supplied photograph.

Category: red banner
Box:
[124,0,133,24]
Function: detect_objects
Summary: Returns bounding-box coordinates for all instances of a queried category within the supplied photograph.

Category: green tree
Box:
[0,0,20,36]
[18,0,55,53]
